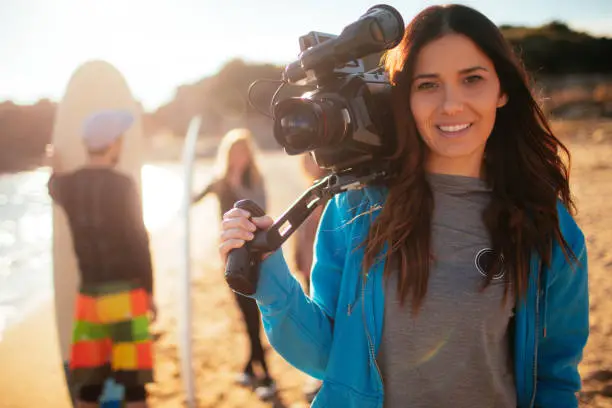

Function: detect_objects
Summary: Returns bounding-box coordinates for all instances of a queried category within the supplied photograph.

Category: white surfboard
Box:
[51,59,143,406]
[179,115,201,408]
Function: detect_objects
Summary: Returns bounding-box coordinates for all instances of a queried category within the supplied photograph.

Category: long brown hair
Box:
[363,4,576,313]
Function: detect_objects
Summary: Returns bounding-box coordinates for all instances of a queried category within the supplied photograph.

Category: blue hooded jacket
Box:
[252,186,589,407]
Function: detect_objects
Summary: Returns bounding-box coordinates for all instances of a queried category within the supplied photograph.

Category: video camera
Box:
[273,4,405,173]
[225,5,405,296]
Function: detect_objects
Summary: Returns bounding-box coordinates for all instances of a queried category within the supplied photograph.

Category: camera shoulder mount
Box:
[224,167,391,296]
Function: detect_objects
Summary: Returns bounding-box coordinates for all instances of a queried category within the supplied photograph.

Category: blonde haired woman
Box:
[192,128,275,400]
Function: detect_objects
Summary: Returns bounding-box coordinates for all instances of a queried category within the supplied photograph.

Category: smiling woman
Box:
[217,4,589,408]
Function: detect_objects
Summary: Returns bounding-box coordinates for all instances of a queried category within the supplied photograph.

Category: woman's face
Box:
[409,33,507,176]
[229,141,251,173]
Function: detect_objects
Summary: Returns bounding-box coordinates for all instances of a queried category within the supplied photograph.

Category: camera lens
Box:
[279,105,320,151]
[273,97,349,155]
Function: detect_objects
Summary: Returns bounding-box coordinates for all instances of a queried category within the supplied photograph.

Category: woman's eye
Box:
[464,75,484,84]
[416,81,438,91]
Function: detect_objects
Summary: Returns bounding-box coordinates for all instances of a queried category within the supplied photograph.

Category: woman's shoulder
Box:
[331,184,388,214]
[555,200,585,250]
[319,185,388,238]
[549,199,587,282]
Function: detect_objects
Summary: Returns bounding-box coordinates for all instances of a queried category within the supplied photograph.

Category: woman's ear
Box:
[497,93,508,108]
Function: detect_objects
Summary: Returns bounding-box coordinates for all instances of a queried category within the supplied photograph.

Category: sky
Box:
[1,0,611,111]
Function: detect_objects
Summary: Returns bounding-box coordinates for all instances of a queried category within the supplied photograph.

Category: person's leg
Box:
[107,286,154,406]
[235,294,276,400]
[72,290,110,407]
[234,293,269,378]
[124,385,148,408]
[126,403,148,408]
[76,384,103,408]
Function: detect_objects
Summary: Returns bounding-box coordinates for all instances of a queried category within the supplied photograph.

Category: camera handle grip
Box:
[224,179,331,296]
[224,168,391,296]
[224,199,267,296]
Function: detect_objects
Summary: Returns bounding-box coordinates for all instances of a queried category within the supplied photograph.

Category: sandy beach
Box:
[147,122,612,408]
[0,120,610,407]
[0,300,73,407]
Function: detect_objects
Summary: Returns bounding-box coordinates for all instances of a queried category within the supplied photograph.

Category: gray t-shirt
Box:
[378,173,516,408]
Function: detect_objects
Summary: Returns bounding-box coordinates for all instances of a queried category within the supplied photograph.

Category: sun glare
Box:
[141,164,183,232]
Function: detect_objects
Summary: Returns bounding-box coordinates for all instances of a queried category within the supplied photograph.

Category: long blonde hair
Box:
[213,128,263,188]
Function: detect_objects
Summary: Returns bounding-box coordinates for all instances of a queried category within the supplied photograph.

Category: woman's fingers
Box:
[222,209,256,230]
[219,237,248,257]
[223,207,251,220]
[220,227,254,242]
[252,215,274,230]
[219,208,275,261]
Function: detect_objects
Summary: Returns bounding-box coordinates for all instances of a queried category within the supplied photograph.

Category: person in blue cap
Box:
[48,109,156,408]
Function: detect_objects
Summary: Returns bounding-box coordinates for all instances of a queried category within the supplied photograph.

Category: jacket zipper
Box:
[528,261,541,408]
[347,289,360,316]
[362,272,384,391]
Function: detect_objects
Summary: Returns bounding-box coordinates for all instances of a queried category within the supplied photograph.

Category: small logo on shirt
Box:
[474,248,505,280]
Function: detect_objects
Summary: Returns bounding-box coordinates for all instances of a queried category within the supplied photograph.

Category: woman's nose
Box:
[441,86,464,116]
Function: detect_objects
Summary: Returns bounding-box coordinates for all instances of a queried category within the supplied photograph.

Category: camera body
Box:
[273,69,395,172]
[271,5,405,173]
